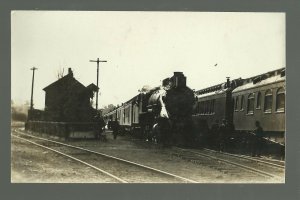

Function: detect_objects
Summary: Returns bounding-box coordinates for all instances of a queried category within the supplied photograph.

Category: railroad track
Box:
[202,148,285,168]
[172,147,284,181]
[106,134,284,182]
[12,130,198,183]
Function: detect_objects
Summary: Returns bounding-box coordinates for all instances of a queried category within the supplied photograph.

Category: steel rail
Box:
[202,148,284,169]
[14,130,198,183]
[12,134,127,183]
[173,147,282,179]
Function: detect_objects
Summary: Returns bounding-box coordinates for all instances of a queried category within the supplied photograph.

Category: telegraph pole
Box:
[30,67,37,110]
[89,58,107,111]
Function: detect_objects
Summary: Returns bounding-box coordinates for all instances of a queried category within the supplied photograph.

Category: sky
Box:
[11,11,285,110]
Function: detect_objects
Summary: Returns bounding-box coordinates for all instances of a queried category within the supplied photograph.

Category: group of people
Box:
[210,119,264,157]
[210,119,234,152]
[93,113,265,156]
[93,114,120,141]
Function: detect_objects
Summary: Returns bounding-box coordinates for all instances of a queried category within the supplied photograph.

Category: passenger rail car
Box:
[103,110,117,129]
[118,95,140,132]
[103,95,141,132]
[193,77,242,134]
[232,68,285,144]
[193,67,285,150]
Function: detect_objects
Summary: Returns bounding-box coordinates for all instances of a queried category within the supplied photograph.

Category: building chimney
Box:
[68,68,73,76]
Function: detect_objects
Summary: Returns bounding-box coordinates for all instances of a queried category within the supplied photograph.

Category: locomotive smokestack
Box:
[172,72,186,88]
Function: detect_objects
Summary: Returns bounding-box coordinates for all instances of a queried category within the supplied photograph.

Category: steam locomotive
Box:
[103,72,196,145]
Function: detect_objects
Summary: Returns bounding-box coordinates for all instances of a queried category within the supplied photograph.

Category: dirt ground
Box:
[11,136,117,183]
[11,129,282,183]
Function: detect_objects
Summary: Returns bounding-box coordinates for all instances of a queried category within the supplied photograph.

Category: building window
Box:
[240,95,244,110]
[247,93,255,114]
[276,87,285,112]
[235,96,239,111]
[264,89,273,113]
[256,92,261,109]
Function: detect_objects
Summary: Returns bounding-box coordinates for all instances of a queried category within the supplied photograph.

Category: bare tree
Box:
[56,67,65,79]
[102,104,116,115]
[11,100,30,122]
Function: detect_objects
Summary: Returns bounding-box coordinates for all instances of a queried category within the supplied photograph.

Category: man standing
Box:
[252,121,264,157]
[218,119,228,152]
[111,120,119,140]
[211,120,220,149]
[93,113,106,140]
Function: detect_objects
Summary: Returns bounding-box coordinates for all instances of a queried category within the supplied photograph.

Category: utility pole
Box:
[30,67,38,110]
[89,58,107,111]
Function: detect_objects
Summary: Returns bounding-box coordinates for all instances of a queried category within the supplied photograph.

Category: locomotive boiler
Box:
[103,72,196,146]
[143,72,196,145]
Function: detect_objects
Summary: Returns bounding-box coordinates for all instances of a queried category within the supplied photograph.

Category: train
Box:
[104,68,285,154]
[103,72,196,146]
[193,68,285,155]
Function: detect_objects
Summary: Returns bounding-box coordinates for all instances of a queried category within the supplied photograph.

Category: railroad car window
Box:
[127,107,130,123]
[207,101,210,114]
[247,93,255,114]
[128,108,130,122]
[123,110,125,123]
[256,92,261,109]
[276,87,285,112]
[200,102,203,114]
[264,90,273,113]
[240,96,244,111]
[204,101,208,114]
[133,108,135,123]
[205,101,208,114]
[235,96,239,111]
[127,108,129,123]
[211,100,215,114]
[199,102,201,114]
[201,102,204,114]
